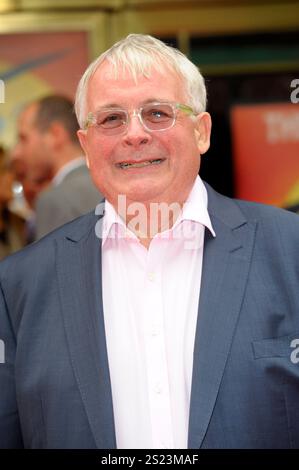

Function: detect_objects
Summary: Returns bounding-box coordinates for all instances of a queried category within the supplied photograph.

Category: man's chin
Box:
[117,180,164,203]
[123,190,160,204]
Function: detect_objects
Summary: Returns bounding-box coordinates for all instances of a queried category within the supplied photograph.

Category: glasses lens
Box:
[95,109,127,133]
[141,103,175,130]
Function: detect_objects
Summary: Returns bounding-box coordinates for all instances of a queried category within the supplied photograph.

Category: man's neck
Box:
[52,146,83,178]
[52,158,85,188]
[107,181,196,249]
[114,196,186,250]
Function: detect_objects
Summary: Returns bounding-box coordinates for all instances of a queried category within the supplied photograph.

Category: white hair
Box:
[75,34,207,128]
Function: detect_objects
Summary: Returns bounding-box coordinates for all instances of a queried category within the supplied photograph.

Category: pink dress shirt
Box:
[101,176,215,449]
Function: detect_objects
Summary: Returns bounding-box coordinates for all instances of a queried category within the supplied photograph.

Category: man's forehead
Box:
[87,61,184,107]
[20,103,37,121]
[19,103,38,128]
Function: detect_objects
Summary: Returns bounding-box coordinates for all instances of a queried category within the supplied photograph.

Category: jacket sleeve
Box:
[0,279,24,448]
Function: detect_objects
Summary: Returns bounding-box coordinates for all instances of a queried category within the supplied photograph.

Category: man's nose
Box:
[122,113,151,147]
[10,143,21,161]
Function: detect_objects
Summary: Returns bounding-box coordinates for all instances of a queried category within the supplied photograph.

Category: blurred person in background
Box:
[11,95,102,240]
[10,101,53,211]
[0,146,25,259]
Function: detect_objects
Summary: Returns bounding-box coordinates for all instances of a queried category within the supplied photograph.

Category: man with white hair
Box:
[0,34,299,449]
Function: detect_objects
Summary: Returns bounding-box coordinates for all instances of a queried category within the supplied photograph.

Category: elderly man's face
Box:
[78,62,211,207]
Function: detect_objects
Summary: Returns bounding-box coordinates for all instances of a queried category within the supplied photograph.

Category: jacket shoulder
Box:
[206,182,299,227]
[0,210,99,276]
[205,183,299,260]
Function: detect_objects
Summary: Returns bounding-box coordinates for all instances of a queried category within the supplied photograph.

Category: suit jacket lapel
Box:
[56,214,116,449]
[188,185,257,448]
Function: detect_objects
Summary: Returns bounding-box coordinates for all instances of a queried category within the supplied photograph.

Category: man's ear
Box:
[77,129,90,168]
[194,112,212,155]
[47,121,68,149]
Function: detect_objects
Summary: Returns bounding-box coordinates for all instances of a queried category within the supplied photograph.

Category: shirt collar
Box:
[101,175,216,246]
[101,199,128,245]
[172,175,216,237]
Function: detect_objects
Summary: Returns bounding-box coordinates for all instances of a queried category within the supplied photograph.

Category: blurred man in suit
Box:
[12,95,102,239]
[0,34,299,449]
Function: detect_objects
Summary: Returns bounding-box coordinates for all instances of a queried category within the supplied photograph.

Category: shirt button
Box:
[148,272,155,282]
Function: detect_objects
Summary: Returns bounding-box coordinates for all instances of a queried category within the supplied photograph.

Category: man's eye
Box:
[101,114,121,124]
[97,113,125,127]
[153,110,166,118]
[145,108,171,121]
[106,114,121,122]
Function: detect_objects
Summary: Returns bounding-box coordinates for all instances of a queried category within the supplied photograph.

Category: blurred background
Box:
[0,0,299,257]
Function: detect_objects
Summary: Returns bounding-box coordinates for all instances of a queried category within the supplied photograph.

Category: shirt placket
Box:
[142,243,174,449]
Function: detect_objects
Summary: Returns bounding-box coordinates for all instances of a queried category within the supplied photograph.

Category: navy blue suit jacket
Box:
[0,184,299,448]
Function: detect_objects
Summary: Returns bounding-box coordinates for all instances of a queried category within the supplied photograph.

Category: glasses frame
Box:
[83,101,198,134]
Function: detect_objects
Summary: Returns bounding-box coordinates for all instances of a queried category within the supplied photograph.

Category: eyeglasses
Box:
[83,101,197,135]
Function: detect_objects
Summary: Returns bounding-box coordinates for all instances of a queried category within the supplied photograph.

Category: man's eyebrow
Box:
[142,98,168,104]
[94,103,121,109]
[94,99,169,110]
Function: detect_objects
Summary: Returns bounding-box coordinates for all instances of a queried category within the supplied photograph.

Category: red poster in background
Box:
[231,103,299,208]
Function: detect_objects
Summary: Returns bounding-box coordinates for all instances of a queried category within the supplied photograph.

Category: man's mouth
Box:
[116,158,165,169]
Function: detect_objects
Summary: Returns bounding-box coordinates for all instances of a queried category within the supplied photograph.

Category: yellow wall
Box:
[0,1,299,59]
